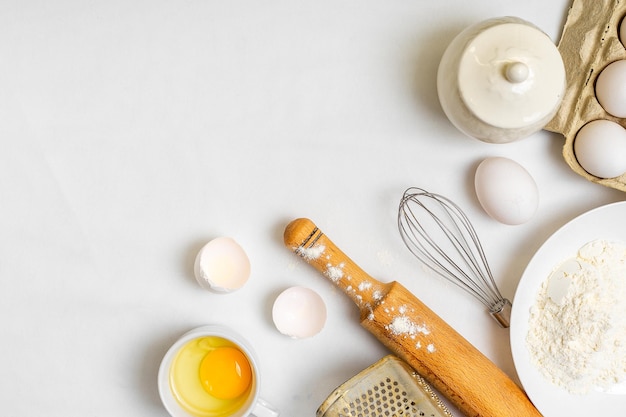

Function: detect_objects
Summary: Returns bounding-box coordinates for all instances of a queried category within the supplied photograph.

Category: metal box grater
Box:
[317,355,453,417]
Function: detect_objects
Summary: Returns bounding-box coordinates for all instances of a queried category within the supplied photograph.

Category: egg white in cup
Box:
[158,325,279,417]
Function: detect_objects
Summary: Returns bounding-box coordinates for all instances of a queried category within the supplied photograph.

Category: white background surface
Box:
[1,1,624,416]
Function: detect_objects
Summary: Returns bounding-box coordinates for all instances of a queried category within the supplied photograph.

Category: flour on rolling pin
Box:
[546,0,626,192]
[296,241,438,354]
[286,218,543,416]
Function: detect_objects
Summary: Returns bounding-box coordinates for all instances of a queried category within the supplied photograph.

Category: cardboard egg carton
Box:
[545,0,626,192]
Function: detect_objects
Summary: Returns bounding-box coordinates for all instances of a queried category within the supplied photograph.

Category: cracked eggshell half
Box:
[194,237,251,292]
[272,286,327,338]
[475,157,539,225]
[437,16,565,143]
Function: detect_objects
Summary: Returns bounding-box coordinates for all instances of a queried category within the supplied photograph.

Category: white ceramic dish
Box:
[511,201,626,417]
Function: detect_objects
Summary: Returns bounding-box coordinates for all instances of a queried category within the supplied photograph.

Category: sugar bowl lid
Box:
[438,17,566,143]
[458,19,565,129]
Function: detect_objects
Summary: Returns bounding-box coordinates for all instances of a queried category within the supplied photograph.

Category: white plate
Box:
[510,201,626,417]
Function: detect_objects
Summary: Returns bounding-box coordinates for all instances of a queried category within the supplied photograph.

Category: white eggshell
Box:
[194,237,251,292]
[574,119,626,179]
[474,157,539,225]
[272,286,327,339]
[595,60,626,118]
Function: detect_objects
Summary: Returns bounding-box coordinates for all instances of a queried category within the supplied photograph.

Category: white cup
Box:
[158,325,279,417]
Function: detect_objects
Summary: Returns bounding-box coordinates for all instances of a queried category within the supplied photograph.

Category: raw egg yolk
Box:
[199,347,252,400]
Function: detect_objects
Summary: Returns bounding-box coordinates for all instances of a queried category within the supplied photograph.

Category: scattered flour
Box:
[358,281,372,291]
[377,249,394,266]
[325,263,344,282]
[387,315,431,337]
[386,313,434,353]
[296,242,439,355]
[526,239,626,394]
[297,244,325,261]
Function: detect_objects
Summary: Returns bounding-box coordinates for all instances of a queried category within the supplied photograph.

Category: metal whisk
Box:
[397,187,512,328]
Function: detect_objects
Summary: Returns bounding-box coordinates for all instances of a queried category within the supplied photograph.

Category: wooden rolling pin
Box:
[284,218,540,417]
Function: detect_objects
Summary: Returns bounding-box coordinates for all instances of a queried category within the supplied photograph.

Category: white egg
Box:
[194,237,251,292]
[595,60,626,117]
[272,286,327,339]
[474,157,539,225]
[574,119,626,179]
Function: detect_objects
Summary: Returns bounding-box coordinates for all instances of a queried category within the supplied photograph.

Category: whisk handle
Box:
[284,218,389,312]
[284,218,541,417]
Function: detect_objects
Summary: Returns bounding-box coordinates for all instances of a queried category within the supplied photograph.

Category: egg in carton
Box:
[545,0,626,192]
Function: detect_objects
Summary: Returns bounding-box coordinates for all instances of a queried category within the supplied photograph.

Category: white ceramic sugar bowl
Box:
[437,17,566,143]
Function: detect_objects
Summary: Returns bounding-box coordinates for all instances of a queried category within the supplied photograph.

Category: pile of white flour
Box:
[526,239,626,394]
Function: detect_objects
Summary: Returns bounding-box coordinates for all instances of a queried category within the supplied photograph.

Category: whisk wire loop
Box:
[398,187,511,327]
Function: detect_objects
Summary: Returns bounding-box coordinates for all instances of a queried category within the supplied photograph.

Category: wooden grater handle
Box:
[284,218,541,417]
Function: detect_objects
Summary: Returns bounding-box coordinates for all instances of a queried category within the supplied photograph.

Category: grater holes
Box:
[353,378,436,417]
[336,376,449,417]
